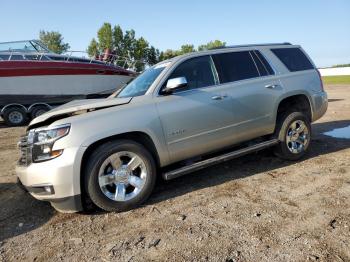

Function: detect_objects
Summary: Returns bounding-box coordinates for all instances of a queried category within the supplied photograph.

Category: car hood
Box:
[29,97,132,128]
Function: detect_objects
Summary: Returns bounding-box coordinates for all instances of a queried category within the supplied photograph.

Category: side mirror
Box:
[163,77,188,94]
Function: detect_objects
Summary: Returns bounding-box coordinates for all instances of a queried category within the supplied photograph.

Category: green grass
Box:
[322,75,350,85]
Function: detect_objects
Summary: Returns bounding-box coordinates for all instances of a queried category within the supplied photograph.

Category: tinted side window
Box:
[212,51,259,83]
[167,56,215,90]
[271,48,314,72]
[253,51,274,75]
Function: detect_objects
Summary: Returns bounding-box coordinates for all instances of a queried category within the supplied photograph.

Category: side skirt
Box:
[162,139,279,180]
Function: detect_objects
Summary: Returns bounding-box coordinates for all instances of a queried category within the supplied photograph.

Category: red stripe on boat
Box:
[0,61,135,77]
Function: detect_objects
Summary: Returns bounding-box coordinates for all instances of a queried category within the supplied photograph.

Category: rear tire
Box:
[274,111,311,160]
[30,105,49,119]
[84,140,157,212]
[2,106,28,126]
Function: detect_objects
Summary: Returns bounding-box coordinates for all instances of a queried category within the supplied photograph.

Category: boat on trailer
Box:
[0,40,136,126]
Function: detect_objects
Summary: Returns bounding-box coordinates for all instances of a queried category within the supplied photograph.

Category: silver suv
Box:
[16,43,328,212]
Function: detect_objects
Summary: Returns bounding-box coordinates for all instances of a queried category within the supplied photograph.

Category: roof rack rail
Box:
[211,42,292,50]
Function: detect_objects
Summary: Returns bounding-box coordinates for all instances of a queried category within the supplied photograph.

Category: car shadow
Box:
[0,120,349,241]
[148,119,350,205]
[0,182,55,242]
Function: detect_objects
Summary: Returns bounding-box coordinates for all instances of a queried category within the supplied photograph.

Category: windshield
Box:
[117,63,169,98]
[0,40,50,53]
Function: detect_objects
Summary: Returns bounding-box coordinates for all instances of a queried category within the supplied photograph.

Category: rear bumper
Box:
[312,91,328,122]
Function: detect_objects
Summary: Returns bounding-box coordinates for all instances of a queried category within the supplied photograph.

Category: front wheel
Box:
[274,111,311,160]
[84,140,157,212]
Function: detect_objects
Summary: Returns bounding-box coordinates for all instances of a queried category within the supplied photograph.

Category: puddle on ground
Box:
[323,125,350,139]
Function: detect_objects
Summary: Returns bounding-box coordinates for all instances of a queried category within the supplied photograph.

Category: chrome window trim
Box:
[156,49,279,97]
[209,55,220,85]
[249,51,262,76]
[157,73,280,97]
[253,49,277,75]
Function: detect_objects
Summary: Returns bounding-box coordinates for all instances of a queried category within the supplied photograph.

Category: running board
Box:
[162,139,279,181]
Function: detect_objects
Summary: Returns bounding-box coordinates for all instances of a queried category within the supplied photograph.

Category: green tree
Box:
[113,25,124,54]
[147,46,160,65]
[157,40,226,62]
[132,37,149,71]
[123,29,136,55]
[39,30,70,54]
[180,44,195,54]
[198,40,226,51]
[89,23,190,71]
[159,49,179,61]
[87,38,99,57]
[97,23,113,52]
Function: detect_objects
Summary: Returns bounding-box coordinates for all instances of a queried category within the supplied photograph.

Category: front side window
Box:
[212,51,260,83]
[165,55,216,91]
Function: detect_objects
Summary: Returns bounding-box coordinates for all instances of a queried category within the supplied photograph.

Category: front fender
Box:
[53,102,170,167]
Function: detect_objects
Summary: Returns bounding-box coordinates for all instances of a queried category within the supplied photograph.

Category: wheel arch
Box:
[1,103,27,115]
[80,131,161,177]
[275,93,313,126]
[28,103,52,113]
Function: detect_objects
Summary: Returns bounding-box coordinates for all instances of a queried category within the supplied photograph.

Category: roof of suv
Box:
[160,42,297,65]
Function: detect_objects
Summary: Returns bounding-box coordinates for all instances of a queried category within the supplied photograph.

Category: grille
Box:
[18,135,32,166]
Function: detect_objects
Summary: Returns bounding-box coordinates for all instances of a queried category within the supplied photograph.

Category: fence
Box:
[318,67,350,76]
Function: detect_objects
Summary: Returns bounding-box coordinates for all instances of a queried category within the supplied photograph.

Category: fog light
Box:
[44,186,53,194]
[29,184,55,195]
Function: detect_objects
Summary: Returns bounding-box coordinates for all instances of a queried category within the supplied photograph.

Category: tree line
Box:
[39,24,226,71]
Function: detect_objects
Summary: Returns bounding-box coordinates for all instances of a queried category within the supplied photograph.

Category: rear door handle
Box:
[212,95,226,100]
[265,84,280,89]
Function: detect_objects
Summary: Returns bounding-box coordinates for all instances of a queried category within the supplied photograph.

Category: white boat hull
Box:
[0,74,132,96]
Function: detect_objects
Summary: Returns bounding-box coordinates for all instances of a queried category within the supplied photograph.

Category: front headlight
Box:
[31,124,70,162]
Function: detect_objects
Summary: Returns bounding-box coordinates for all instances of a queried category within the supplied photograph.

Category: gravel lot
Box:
[0,85,349,262]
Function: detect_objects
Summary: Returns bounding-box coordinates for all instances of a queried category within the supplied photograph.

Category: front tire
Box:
[274,111,311,160]
[84,140,157,212]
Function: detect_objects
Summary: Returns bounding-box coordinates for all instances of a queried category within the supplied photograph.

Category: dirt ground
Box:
[0,85,349,262]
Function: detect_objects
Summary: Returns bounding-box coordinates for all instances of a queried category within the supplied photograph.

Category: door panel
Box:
[156,86,235,163]
[222,76,283,142]
[211,51,283,143]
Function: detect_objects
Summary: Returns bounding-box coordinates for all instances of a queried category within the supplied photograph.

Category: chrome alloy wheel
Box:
[98,151,147,202]
[8,111,24,124]
[286,120,310,154]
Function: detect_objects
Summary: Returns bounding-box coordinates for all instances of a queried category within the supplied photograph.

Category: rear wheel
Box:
[274,111,311,160]
[30,105,49,119]
[84,140,157,212]
[2,106,28,126]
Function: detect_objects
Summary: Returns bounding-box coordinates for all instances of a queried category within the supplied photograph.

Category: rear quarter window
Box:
[271,48,314,72]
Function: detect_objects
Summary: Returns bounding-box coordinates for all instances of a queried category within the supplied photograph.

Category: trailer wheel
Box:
[30,105,50,119]
[3,106,28,126]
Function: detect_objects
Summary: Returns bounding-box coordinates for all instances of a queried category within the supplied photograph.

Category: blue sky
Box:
[1,0,349,67]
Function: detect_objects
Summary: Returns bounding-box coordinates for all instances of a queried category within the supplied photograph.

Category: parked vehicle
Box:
[16,43,328,213]
[0,40,136,126]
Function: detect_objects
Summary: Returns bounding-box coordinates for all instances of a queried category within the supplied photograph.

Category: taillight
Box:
[317,69,324,92]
